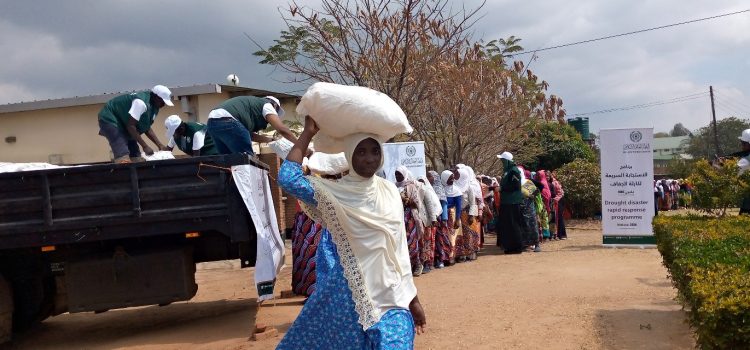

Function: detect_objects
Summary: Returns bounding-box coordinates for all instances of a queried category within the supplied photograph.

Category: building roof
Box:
[652,136,690,150]
[0,83,301,114]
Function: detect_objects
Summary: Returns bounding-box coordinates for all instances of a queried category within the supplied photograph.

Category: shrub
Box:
[688,159,750,217]
[525,122,595,170]
[555,159,600,218]
[654,215,750,349]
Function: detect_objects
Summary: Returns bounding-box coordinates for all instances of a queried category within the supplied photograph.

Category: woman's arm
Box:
[278,116,319,205]
[286,116,317,164]
[410,295,426,335]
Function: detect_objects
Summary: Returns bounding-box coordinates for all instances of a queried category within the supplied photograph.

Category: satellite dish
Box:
[226,74,239,86]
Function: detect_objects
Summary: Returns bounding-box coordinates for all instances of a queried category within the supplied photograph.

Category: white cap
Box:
[497,151,513,161]
[265,96,285,117]
[151,85,174,107]
[739,129,750,143]
[164,115,182,139]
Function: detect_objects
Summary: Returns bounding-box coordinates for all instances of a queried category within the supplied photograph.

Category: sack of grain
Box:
[268,138,295,159]
[296,82,412,153]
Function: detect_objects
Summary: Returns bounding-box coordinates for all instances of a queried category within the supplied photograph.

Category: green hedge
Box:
[653,215,750,349]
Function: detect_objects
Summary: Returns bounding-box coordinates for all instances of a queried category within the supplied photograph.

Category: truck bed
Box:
[0,154,266,250]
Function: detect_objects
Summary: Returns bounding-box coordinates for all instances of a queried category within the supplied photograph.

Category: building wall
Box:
[0,92,298,164]
[0,103,185,163]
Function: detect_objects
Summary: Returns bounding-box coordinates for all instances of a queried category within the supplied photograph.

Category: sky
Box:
[0,0,748,134]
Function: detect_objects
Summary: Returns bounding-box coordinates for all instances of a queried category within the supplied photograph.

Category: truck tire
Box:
[7,259,53,332]
[0,275,12,344]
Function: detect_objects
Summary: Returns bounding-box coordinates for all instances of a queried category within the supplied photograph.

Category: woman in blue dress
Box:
[276,116,426,349]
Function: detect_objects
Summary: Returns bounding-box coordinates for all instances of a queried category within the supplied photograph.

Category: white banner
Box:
[599,128,655,245]
[232,165,285,301]
[382,142,426,182]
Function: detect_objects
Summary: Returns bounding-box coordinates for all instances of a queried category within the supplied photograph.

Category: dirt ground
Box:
[8,222,695,349]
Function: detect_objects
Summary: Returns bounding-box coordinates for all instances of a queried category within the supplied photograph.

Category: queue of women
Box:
[275,82,567,349]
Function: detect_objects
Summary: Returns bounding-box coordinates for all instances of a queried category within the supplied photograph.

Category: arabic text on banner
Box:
[382,142,427,182]
[599,128,655,237]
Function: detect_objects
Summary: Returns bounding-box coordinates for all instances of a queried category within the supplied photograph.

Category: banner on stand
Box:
[599,128,655,246]
[382,142,426,182]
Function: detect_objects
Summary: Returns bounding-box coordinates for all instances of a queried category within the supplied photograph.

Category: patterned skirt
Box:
[521,197,540,247]
[291,211,323,297]
[434,220,452,263]
[455,211,480,257]
[420,226,436,268]
[277,229,415,349]
[405,209,421,268]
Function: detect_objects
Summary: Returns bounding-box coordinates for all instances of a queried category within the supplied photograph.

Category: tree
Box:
[254,0,565,176]
[253,0,482,116]
[667,158,696,179]
[689,159,750,217]
[522,122,595,170]
[685,117,750,159]
[654,132,670,138]
[669,123,691,137]
[555,159,601,218]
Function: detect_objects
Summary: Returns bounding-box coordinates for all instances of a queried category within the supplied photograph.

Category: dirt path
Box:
[8,225,695,349]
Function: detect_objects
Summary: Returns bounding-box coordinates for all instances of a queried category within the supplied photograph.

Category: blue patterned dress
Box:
[277,160,415,350]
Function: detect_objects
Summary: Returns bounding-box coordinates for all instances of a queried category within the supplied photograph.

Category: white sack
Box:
[307,152,349,175]
[142,151,175,161]
[0,162,80,173]
[268,138,295,159]
[296,82,412,153]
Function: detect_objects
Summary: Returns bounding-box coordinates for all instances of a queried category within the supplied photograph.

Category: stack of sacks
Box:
[296,82,412,153]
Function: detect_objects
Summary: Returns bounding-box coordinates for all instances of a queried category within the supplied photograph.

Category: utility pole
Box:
[710,86,721,157]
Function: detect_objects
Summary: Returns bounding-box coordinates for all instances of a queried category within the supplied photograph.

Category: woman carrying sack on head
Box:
[277,83,425,349]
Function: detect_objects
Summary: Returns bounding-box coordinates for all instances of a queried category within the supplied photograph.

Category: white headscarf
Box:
[452,167,471,195]
[300,133,416,330]
[458,164,482,201]
[394,165,414,188]
[441,170,462,197]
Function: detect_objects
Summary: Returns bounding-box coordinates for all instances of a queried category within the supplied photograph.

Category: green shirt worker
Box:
[164,115,219,156]
[98,85,173,163]
[205,96,297,155]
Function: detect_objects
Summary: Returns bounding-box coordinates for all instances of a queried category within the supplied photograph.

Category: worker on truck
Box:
[97,85,174,163]
[205,96,298,155]
[164,115,219,156]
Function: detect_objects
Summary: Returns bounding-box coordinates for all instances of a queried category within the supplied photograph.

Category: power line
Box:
[506,9,750,57]
[715,104,745,118]
[714,98,749,117]
[567,92,708,117]
[713,89,750,111]
[716,99,749,117]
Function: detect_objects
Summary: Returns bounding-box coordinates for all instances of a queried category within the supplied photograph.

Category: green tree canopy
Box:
[523,122,594,170]
[685,117,750,159]
[555,159,601,218]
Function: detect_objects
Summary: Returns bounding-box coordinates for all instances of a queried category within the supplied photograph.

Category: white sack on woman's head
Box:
[296,82,412,153]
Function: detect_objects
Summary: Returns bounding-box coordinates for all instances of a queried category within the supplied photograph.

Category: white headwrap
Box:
[394,165,414,188]
[441,170,462,197]
[458,164,482,201]
[299,133,416,330]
